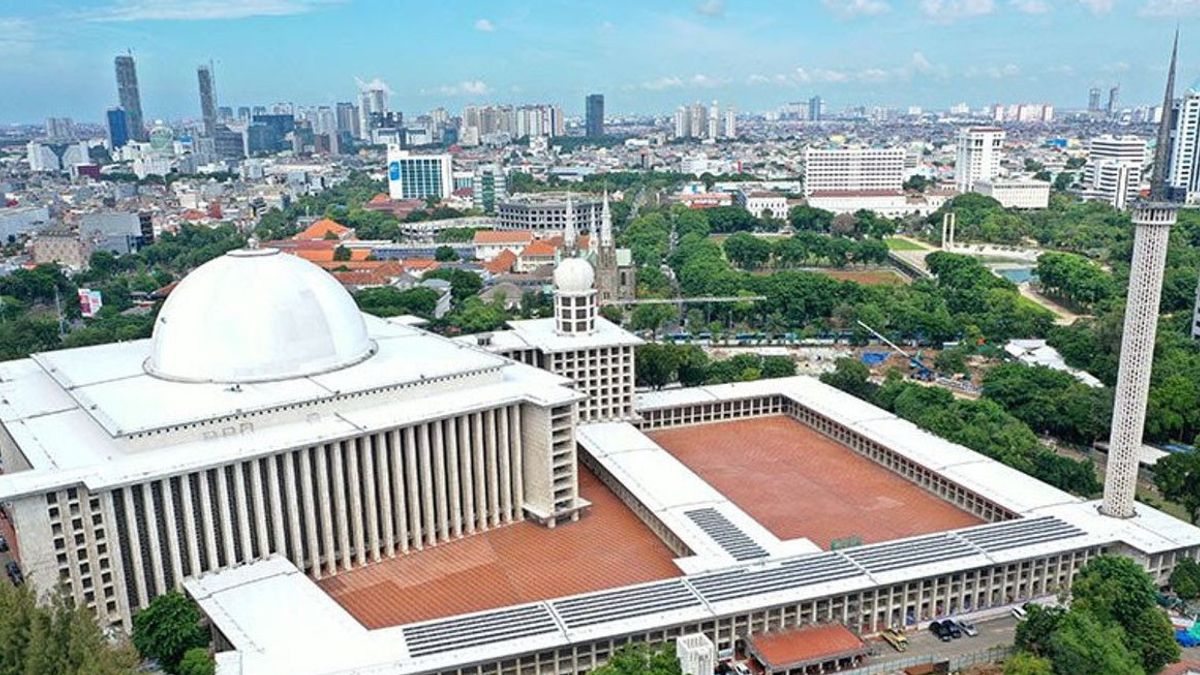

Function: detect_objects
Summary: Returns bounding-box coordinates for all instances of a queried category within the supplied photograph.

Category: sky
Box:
[0,0,1195,124]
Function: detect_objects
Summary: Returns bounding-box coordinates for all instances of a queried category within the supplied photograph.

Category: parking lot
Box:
[858,614,1019,673]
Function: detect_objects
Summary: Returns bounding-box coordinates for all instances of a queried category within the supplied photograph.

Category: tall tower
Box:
[197,62,218,137]
[585,94,604,138]
[114,52,146,141]
[1102,30,1179,519]
[594,190,620,303]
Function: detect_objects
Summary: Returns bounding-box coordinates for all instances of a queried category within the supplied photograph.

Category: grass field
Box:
[814,268,909,286]
[885,237,932,251]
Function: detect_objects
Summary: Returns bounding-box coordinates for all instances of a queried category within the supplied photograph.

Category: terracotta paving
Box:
[749,624,868,669]
[648,416,982,549]
[317,467,681,628]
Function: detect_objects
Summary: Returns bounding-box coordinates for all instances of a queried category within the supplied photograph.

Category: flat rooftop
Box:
[648,416,983,549]
[316,466,681,628]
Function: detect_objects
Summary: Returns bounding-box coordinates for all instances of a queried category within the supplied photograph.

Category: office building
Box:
[803,147,906,195]
[335,102,360,138]
[1108,84,1121,117]
[106,108,130,149]
[514,104,564,139]
[45,117,75,141]
[26,141,89,173]
[358,83,388,139]
[472,164,507,214]
[723,107,737,140]
[1167,89,1200,203]
[197,63,218,137]
[955,127,1005,193]
[808,96,823,122]
[386,147,453,200]
[585,94,604,138]
[1088,87,1101,112]
[114,53,146,142]
[497,192,603,235]
[1083,135,1146,211]
[973,178,1050,209]
[990,104,1054,123]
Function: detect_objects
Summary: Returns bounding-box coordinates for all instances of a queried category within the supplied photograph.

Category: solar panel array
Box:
[552,580,703,628]
[957,516,1087,553]
[688,552,861,603]
[684,507,769,561]
[403,605,559,657]
[840,533,979,574]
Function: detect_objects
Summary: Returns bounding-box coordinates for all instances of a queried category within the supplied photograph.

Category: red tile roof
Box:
[748,624,868,670]
[294,218,354,241]
[474,230,535,245]
[483,249,518,274]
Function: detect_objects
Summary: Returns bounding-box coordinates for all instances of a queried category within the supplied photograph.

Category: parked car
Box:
[956,618,978,637]
[5,560,22,586]
[1011,605,1028,620]
[732,663,752,675]
[945,620,962,639]
[929,620,951,642]
[0,534,8,552]
[881,627,908,652]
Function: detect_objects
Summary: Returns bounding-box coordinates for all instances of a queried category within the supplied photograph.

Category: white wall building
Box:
[736,191,789,219]
[1168,89,1200,203]
[805,190,938,218]
[974,178,1050,209]
[955,127,1005,193]
[803,147,905,195]
[1083,135,1147,211]
[386,147,453,200]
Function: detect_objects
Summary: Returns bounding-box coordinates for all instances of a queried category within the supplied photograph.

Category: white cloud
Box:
[821,0,891,17]
[919,0,995,21]
[1139,0,1200,16]
[474,18,494,32]
[910,51,934,74]
[354,77,391,94]
[0,18,35,55]
[1102,61,1131,73]
[640,76,684,91]
[1010,0,1050,13]
[695,0,725,16]
[1077,0,1114,13]
[965,63,1022,78]
[83,0,340,21]
[438,80,490,96]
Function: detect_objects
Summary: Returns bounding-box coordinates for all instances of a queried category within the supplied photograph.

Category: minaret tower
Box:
[1101,30,1179,519]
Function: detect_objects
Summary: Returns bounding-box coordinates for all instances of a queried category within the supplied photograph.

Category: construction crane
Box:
[855,320,934,380]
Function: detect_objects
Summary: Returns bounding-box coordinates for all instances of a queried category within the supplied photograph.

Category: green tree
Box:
[1048,610,1144,675]
[723,232,773,270]
[434,245,458,262]
[423,268,484,303]
[788,205,834,233]
[1070,556,1180,674]
[820,358,876,401]
[635,343,680,389]
[131,591,209,674]
[333,245,351,262]
[353,287,440,318]
[1003,652,1053,675]
[762,355,797,378]
[934,347,969,375]
[0,582,139,675]
[177,648,215,675]
[1153,451,1200,524]
[1014,604,1066,657]
[631,304,675,335]
[599,304,624,324]
[1169,558,1200,600]
[590,644,682,675]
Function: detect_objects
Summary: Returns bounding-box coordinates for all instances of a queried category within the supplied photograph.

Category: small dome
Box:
[554,257,595,293]
[146,247,375,383]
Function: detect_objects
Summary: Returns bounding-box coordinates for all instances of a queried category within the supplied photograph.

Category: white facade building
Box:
[736,191,788,219]
[955,127,1005,193]
[1167,89,1200,203]
[386,147,453,200]
[974,178,1050,209]
[1083,135,1146,211]
[805,190,939,218]
[803,147,905,195]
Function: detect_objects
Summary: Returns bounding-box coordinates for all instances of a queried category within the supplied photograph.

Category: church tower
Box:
[594,190,620,304]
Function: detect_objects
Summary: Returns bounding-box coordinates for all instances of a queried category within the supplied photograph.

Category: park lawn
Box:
[885,237,931,251]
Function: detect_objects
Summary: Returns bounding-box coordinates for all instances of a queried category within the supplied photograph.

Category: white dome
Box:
[146,247,375,383]
[553,257,595,294]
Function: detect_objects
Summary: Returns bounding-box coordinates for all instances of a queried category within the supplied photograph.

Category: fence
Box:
[842,645,1015,675]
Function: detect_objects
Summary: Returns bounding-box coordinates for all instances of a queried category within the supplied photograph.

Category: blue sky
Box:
[0,0,1195,124]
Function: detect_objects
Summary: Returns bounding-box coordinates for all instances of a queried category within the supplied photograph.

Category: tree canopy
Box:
[131,591,209,674]
[0,583,138,675]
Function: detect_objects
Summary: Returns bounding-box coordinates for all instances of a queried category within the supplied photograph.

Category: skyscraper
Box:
[1167,90,1200,203]
[585,94,604,138]
[1107,83,1121,117]
[197,63,218,137]
[1088,87,1101,112]
[1103,31,1178,519]
[106,108,130,150]
[954,127,1005,193]
[808,96,823,122]
[114,53,146,142]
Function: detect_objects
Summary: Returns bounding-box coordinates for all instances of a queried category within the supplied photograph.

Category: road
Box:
[856,613,1018,674]
[1016,281,1086,326]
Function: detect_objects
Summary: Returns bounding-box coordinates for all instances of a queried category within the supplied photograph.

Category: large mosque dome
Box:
[553,257,595,294]
[145,246,375,383]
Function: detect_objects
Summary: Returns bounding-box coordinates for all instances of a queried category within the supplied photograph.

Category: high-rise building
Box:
[106,108,130,150]
[472,164,507,214]
[1088,87,1101,112]
[197,63,218,137]
[237,106,251,123]
[955,127,1005,193]
[1082,135,1146,211]
[673,102,713,140]
[335,102,360,138]
[217,106,233,122]
[1107,84,1121,116]
[723,107,737,140]
[707,100,720,140]
[514,105,564,138]
[114,53,146,142]
[585,94,604,138]
[1104,33,1178,518]
[808,96,823,122]
[803,147,906,195]
[44,117,75,141]
[386,147,453,200]
[1167,90,1200,203]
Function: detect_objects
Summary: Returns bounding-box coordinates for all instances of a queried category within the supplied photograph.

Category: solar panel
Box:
[689,552,861,603]
[403,604,559,657]
[684,507,769,561]
[841,534,978,574]
[957,516,1086,553]
[552,580,703,628]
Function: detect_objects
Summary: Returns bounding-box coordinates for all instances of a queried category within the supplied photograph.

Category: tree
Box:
[1169,558,1200,600]
[636,343,680,389]
[131,591,209,674]
[1070,555,1180,674]
[591,644,682,675]
[723,233,772,270]
[1014,604,1066,657]
[599,304,624,324]
[631,304,675,335]
[177,648,215,675]
[820,358,876,401]
[762,355,797,378]
[788,205,834,233]
[354,287,440,318]
[1003,652,1053,675]
[0,582,138,675]
[934,347,969,375]
[423,268,484,303]
[1048,609,1144,675]
[332,245,351,262]
[1154,451,1200,524]
[434,245,458,262]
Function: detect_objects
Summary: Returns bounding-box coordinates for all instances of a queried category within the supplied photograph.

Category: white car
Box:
[732,663,752,675]
[956,618,978,637]
[1011,605,1028,620]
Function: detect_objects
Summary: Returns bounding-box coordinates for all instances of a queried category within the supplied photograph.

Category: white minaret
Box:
[1101,30,1179,519]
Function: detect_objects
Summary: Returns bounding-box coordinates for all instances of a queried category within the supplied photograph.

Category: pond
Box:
[994,266,1037,283]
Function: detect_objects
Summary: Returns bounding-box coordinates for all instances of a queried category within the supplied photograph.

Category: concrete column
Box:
[485,410,500,527]
[250,459,270,558]
[142,485,165,595]
[102,492,134,630]
[376,433,395,557]
[390,429,409,553]
[298,448,322,578]
[178,475,201,579]
[215,467,236,566]
[232,462,253,562]
[266,455,286,556]
[418,423,437,546]
[121,488,148,608]
[198,471,219,572]
[472,412,487,530]
[445,418,462,537]
[510,406,524,517]
[362,435,381,562]
[431,421,449,541]
[316,444,340,575]
[282,452,305,569]
[160,478,183,588]
[404,426,423,549]
[497,408,513,522]
[329,442,350,571]
[458,416,475,534]
[347,438,366,567]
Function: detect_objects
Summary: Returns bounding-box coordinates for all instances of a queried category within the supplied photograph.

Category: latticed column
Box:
[1102,204,1176,518]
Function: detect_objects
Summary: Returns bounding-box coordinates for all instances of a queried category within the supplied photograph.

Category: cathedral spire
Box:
[1150,27,1179,201]
[563,192,577,253]
[600,189,613,247]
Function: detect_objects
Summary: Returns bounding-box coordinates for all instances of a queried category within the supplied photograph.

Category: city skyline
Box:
[0,0,1196,124]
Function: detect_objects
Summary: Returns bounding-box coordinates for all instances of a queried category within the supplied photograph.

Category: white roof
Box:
[477,316,643,354]
[147,247,374,383]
